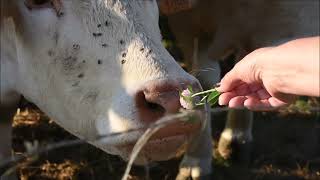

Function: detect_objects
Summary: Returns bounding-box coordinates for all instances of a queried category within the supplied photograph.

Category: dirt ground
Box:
[1,99,319,180]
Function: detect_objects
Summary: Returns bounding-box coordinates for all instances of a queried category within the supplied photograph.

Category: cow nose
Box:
[135,79,201,123]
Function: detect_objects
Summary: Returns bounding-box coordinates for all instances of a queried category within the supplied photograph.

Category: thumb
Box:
[216,70,242,92]
[217,50,263,92]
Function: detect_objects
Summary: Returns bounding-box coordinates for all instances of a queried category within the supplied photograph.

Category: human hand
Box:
[216,48,297,110]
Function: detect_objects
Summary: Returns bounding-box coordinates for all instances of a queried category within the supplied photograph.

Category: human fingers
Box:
[248,83,262,92]
[228,96,247,108]
[256,89,271,100]
[234,83,252,96]
[218,85,264,106]
[268,97,288,107]
[217,70,243,93]
[244,93,287,110]
[218,91,237,106]
[244,98,272,111]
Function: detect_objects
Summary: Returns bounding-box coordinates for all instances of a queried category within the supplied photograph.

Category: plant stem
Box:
[191,88,218,97]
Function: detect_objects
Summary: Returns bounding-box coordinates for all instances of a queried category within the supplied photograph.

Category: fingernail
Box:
[218,97,226,106]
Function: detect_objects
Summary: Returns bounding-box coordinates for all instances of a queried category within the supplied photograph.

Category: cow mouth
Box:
[125,119,200,143]
[119,134,189,163]
[116,120,201,158]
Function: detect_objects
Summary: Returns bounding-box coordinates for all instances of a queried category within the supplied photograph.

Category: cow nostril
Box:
[135,80,201,123]
[146,101,164,112]
[135,91,166,122]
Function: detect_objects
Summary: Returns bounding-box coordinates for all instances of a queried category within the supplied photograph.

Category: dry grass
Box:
[3,98,319,180]
[19,160,85,180]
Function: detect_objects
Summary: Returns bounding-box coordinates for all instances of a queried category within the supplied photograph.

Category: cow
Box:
[0,0,213,179]
[162,0,319,160]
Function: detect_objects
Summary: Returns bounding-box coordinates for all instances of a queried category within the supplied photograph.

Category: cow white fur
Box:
[0,0,212,179]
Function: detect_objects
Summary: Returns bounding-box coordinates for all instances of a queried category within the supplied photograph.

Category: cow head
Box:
[1,0,204,164]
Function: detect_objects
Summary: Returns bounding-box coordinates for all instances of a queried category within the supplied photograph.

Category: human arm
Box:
[217,37,320,109]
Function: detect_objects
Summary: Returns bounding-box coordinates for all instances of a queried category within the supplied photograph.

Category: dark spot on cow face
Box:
[84,91,99,103]
[72,81,80,87]
[122,52,127,58]
[105,20,109,26]
[102,43,108,48]
[140,48,144,52]
[93,33,103,37]
[73,44,80,50]
[97,24,102,28]
[59,55,86,76]
[97,59,102,65]
[146,49,153,58]
[53,32,59,46]
[120,40,125,45]
[121,59,126,64]
[62,56,78,71]
[77,73,84,78]
[48,50,55,57]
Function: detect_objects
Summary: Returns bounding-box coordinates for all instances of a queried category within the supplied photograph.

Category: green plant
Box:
[180,86,221,109]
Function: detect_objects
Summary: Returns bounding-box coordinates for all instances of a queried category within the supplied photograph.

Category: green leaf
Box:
[207,90,220,107]
[208,97,219,107]
[207,90,220,101]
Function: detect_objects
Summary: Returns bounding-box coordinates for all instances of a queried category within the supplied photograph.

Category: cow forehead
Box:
[17,0,160,43]
[72,0,156,11]
[65,0,161,45]
[63,0,159,30]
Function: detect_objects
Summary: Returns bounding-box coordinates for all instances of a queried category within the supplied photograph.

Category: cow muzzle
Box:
[135,79,201,123]
[116,78,204,163]
[134,79,203,138]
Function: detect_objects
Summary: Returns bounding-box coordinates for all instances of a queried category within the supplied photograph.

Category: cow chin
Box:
[93,111,202,165]
[112,114,202,164]
[117,134,189,165]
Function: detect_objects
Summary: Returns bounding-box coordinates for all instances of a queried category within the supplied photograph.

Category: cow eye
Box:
[33,0,50,5]
[25,0,51,8]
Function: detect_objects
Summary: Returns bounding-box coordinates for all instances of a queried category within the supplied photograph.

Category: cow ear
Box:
[158,0,198,15]
[25,0,63,17]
